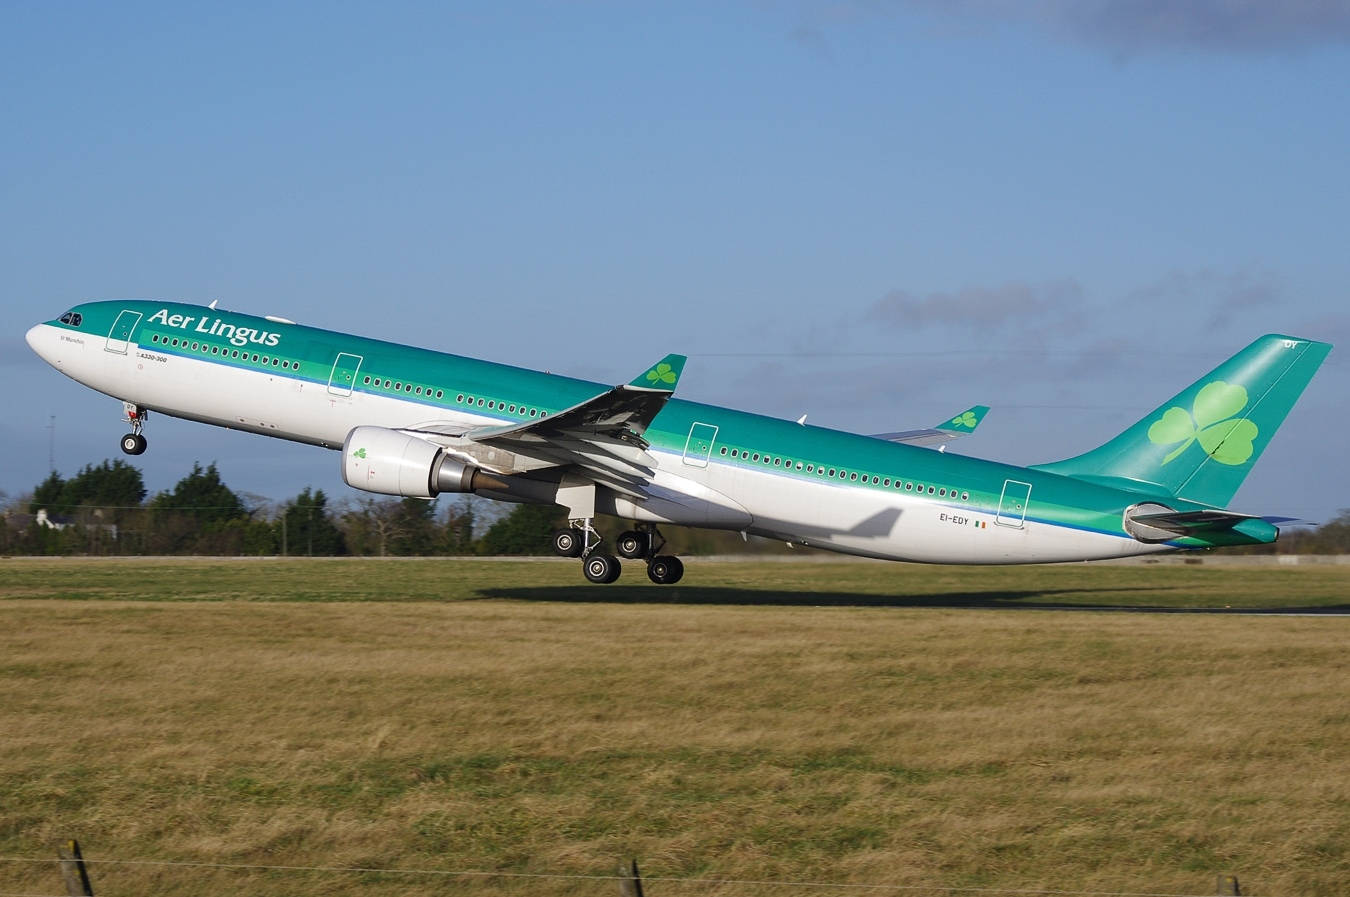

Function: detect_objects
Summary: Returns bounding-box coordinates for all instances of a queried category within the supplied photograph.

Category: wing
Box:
[870,405,990,448]
[405,354,687,498]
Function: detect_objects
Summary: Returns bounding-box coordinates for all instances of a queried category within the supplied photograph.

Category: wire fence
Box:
[0,852,1257,897]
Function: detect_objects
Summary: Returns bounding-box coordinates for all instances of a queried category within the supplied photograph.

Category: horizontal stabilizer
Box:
[1130,508,1261,533]
[1123,502,1279,546]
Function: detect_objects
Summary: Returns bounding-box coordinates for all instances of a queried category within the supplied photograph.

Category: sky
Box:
[3,1,1348,522]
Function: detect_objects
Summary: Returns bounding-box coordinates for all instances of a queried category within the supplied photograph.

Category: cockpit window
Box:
[58,312,83,326]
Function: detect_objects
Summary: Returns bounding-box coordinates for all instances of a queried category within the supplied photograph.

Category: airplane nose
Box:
[27,324,52,362]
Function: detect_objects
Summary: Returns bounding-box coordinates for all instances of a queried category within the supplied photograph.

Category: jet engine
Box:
[341,426,503,498]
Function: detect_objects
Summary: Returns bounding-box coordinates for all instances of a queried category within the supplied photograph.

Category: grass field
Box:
[2,558,1348,896]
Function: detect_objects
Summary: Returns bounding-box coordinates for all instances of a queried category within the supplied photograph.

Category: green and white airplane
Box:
[27,300,1331,584]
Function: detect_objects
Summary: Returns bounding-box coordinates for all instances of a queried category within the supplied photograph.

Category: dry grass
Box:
[1,559,1348,895]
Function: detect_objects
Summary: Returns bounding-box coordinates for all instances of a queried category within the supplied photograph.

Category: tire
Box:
[615,530,647,559]
[583,554,620,584]
[647,555,684,585]
[121,433,146,455]
[551,528,582,557]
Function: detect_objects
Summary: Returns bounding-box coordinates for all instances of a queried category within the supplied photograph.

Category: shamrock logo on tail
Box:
[645,363,677,386]
[1146,380,1258,466]
[950,411,979,429]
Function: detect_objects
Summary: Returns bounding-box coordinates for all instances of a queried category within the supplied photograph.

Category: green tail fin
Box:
[1033,334,1331,507]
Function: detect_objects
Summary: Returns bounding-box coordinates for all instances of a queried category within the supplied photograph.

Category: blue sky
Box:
[4,1,1348,521]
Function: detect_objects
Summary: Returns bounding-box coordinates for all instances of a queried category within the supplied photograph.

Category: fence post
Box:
[56,839,94,896]
[617,858,644,897]
[1216,873,1241,895]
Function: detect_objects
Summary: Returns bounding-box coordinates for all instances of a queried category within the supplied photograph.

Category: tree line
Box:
[0,459,781,557]
[7,458,1348,557]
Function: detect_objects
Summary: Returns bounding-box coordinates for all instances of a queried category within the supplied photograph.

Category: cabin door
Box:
[996,479,1032,528]
[682,422,718,468]
[327,352,364,397]
[105,310,141,354]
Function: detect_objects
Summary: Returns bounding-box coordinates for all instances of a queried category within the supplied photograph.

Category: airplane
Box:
[26,300,1330,584]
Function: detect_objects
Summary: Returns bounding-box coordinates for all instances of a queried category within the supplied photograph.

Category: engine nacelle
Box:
[341,426,486,498]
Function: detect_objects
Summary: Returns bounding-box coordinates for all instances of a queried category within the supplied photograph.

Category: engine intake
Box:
[341,426,501,498]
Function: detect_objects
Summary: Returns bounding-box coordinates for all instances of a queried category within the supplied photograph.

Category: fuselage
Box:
[27,299,1238,564]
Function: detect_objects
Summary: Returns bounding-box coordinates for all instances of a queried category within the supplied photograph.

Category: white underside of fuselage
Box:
[32,325,1168,565]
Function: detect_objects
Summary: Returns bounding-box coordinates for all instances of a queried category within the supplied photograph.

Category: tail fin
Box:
[1033,334,1331,507]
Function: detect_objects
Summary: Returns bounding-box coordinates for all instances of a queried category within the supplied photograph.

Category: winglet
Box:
[627,354,687,392]
[937,405,989,434]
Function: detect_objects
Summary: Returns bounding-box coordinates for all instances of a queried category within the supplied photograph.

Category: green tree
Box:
[149,463,246,524]
[143,462,256,554]
[389,498,439,555]
[277,488,346,556]
[476,502,564,555]
[30,460,146,519]
[441,496,477,555]
[31,471,65,514]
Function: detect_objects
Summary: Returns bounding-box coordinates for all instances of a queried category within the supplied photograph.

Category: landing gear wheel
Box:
[551,528,583,558]
[647,555,684,585]
[615,530,648,559]
[583,554,621,584]
[120,433,147,455]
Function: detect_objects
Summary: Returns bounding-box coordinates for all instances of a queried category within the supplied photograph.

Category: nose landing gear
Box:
[120,401,148,455]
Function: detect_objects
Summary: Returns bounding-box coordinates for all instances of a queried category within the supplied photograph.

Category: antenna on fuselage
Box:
[207,299,219,310]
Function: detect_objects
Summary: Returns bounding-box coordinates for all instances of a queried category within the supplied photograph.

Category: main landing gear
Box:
[119,402,148,455]
[551,520,685,585]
